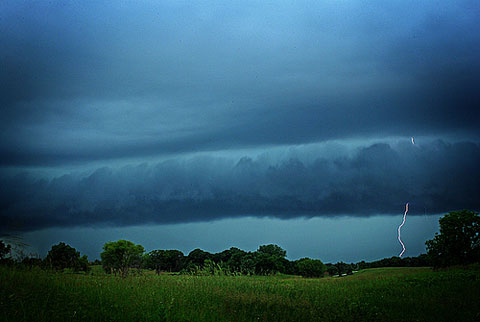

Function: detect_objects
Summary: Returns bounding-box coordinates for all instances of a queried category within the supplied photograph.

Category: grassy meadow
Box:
[1,265,479,322]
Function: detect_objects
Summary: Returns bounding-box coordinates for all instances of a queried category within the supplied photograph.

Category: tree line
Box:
[1,210,478,277]
[0,240,328,278]
[100,242,329,278]
[0,239,436,278]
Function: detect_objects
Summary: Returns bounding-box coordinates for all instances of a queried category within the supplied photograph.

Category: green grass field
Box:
[1,265,479,322]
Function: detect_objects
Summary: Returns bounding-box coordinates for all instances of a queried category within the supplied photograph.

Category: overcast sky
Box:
[1,1,479,261]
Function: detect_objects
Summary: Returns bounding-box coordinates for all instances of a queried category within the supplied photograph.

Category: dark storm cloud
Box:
[1,140,479,232]
[1,1,479,166]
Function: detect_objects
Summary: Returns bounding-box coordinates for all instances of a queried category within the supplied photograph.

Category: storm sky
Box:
[1,1,479,261]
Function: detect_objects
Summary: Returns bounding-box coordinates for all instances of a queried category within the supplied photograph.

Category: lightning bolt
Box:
[397,203,408,257]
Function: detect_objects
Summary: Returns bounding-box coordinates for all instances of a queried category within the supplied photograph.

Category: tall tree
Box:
[45,242,89,272]
[101,240,144,277]
[225,248,247,272]
[426,210,480,267]
[254,244,287,275]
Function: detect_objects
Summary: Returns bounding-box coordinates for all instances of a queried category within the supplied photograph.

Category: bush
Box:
[296,258,326,278]
[45,242,89,272]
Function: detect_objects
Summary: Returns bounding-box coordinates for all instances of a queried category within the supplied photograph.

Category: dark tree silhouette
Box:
[147,249,185,274]
[296,258,326,277]
[46,242,89,272]
[187,248,212,266]
[426,210,480,267]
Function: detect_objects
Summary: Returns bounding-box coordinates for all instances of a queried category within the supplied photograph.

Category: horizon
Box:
[11,213,442,263]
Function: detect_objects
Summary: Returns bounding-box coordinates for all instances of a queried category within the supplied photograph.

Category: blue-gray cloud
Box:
[0,1,479,166]
[1,140,478,232]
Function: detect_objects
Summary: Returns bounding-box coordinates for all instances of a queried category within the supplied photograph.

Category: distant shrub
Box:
[46,242,90,272]
[296,258,326,278]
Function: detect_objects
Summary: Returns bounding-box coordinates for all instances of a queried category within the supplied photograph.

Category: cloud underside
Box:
[0,1,479,166]
[1,140,479,232]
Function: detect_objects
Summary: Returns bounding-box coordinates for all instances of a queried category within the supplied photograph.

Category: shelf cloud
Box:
[1,140,478,232]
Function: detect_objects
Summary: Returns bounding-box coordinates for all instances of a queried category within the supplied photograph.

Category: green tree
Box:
[254,245,287,275]
[296,258,326,278]
[92,259,102,266]
[147,249,185,274]
[100,240,144,277]
[257,244,287,258]
[326,264,338,276]
[225,248,247,273]
[239,252,256,275]
[280,258,298,275]
[187,248,212,266]
[334,261,348,276]
[426,210,480,267]
[78,255,89,272]
[21,256,42,268]
[45,242,89,272]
